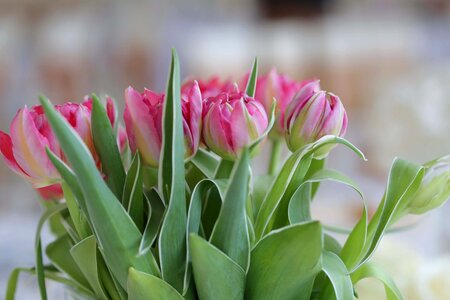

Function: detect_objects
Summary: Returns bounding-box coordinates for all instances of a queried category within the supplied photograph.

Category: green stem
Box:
[268,139,283,176]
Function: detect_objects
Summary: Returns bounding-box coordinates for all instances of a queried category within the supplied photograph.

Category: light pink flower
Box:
[0,97,121,200]
[202,91,268,160]
[182,76,234,99]
[124,81,202,167]
[284,80,348,157]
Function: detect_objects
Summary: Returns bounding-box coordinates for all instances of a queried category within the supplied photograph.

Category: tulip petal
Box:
[0,131,30,178]
[35,183,64,200]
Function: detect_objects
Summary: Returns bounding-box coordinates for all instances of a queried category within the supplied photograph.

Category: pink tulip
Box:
[202,91,268,160]
[0,97,121,200]
[284,80,348,157]
[124,81,202,167]
[182,76,233,99]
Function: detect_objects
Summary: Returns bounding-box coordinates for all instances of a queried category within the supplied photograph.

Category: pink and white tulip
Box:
[284,80,347,158]
[0,97,120,200]
[202,91,268,160]
[124,81,202,167]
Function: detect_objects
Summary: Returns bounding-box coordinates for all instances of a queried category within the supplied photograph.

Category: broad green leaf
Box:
[5,267,93,300]
[46,234,90,290]
[245,57,258,97]
[70,236,108,298]
[97,257,126,300]
[157,49,187,292]
[127,268,184,300]
[339,207,367,271]
[324,234,342,255]
[40,96,159,289]
[190,148,219,179]
[214,159,234,179]
[123,153,144,231]
[210,149,251,270]
[318,251,353,300]
[245,221,323,300]
[255,135,365,240]
[62,182,90,240]
[190,234,245,300]
[35,202,67,300]
[91,94,126,199]
[139,189,166,254]
[252,175,274,220]
[351,263,403,300]
[357,158,424,270]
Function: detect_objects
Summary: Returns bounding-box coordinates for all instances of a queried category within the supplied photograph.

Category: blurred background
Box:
[0,0,449,298]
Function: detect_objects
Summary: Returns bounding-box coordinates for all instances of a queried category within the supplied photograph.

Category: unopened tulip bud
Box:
[284,81,347,158]
[202,91,268,160]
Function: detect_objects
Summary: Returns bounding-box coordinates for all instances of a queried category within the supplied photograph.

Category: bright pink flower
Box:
[0,98,121,200]
[284,80,348,158]
[124,81,202,167]
[182,76,234,99]
[202,91,268,160]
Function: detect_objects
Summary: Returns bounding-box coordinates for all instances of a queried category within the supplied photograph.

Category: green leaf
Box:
[210,149,251,270]
[91,94,126,199]
[351,263,403,300]
[40,96,159,289]
[123,153,144,231]
[157,49,187,292]
[139,189,166,254]
[46,234,90,290]
[35,202,67,300]
[70,236,108,298]
[357,158,424,270]
[245,57,258,97]
[339,207,367,271]
[189,234,245,300]
[245,221,323,300]
[185,179,225,292]
[324,234,342,255]
[190,148,220,179]
[255,135,365,240]
[128,268,184,300]
[318,251,353,300]
[252,175,274,220]
[289,168,364,224]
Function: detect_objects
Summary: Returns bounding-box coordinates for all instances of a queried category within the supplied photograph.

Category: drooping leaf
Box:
[210,149,251,270]
[351,263,403,300]
[245,221,323,300]
[40,96,159,289]
[157,49,187,292]
[91,94,126,199]
[318,251,353,300]
[255,136,365,240]
[35,202,67,300]
[190,234,245,300]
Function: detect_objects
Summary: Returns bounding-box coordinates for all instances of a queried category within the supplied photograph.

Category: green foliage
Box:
[7,50,449,300]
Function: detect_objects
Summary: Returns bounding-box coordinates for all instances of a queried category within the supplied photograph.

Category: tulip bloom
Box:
[202,91,268,160]
[124,81,202,167]
[0,97,120,200]
[182,76,233,99]
[284,80,347,158]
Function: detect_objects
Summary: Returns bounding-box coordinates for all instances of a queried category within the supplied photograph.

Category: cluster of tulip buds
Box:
[1,68,349,200]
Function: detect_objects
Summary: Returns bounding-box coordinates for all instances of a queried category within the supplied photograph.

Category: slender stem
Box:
[268,139,283,176]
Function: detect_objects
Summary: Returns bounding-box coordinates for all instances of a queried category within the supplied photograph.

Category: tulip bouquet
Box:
[2,50,449,300]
